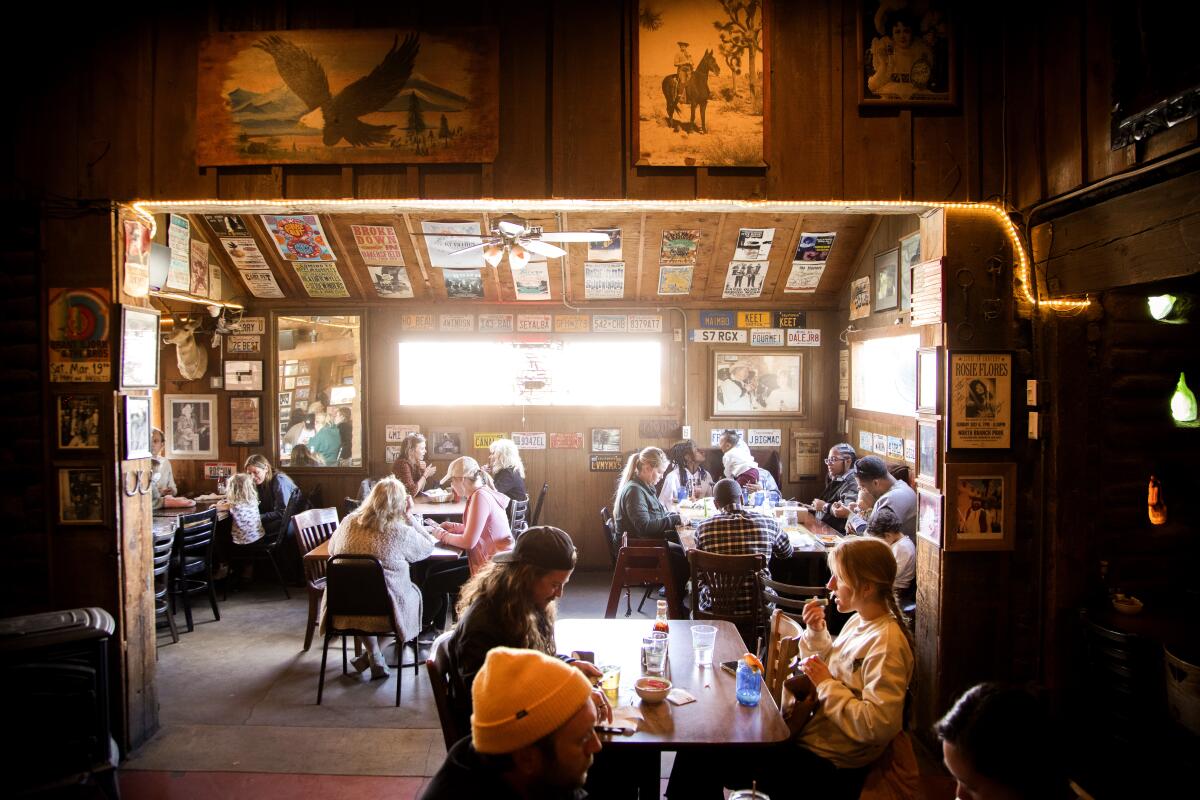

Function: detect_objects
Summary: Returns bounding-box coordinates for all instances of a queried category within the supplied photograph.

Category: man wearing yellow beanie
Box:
[422,647,603,799]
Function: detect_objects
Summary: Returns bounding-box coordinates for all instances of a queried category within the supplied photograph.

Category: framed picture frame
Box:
[858,1,956,108]
[873,247,899,312]
[789,430,824,482]
[711,351,804,417]
[58,467,105,524]
[283,376,296,390]
[163,394,218,459]
[278,391,293,408]
[228,395,263,446]
[916,416,941,489]
[898,230,920,311]
[119,305,160,389]
[944,462,1017,551]
[56,394,102,450]
[122,395,152,460]
[224,359,263,392]
[947,351,1012,449]
[916,347,941,414]
[430,428,466,458]
[591,427,621,453]
[917,487,943,547]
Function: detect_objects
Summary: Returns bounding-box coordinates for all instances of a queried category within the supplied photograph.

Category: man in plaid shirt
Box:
[694,478,794,616]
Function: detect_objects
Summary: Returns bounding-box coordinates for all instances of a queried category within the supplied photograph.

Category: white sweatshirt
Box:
[796,612,914,768]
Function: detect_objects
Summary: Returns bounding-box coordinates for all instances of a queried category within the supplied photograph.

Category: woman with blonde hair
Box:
[613,446,687,592]
[321,477,435,679]
[486,437,527,504]
[431,456,513,574]
[392,432,437,497]
[220,473,266,546]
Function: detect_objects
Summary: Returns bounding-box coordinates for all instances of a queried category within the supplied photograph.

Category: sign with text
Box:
[227,335,260,353]
[710,428,745,446]
[589,454,624,472]
[786,328,822,347]
[747,429,782,447]
[948,352,1012,449]
[750,328,785,347]
[555,314,590,333]
[628,314,663,333]
[401,313,435,331]
[473,432,506,449]
[775,311,807,329]
[549,432,584,449]
[736,311,773,328]
[592,314,628,333]
[478,314,514,333]
[231,317,266,334]
[385,424,421,443]
[439,314,474,332]
[203,462,237,480]
[511,432,547,449]
[700,310,736,328]
[517,314,552,333]
[689,329,747,344]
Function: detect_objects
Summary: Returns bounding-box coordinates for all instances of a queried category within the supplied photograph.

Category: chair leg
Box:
[604,558,627,619]
[637,586,655,614]
[180,580,195,633]
[166,603,179,644]
[206,571,221,622]
[317,635,331,705]
[342,635,349,675]
[303,591,319,651]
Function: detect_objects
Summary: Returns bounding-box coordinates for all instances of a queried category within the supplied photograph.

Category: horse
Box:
[661,49,721,134]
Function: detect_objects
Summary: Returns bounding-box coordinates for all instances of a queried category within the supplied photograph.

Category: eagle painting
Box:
[254,33,420,147]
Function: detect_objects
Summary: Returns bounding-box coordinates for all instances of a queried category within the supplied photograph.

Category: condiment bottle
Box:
[654,600,670,633]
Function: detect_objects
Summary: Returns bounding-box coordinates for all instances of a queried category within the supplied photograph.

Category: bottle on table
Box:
[736,657,762,706]
[654,599,670,633]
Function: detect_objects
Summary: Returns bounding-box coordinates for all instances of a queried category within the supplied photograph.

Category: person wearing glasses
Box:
[808,443,860,534]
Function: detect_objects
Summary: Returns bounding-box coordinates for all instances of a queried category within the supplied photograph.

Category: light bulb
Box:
[1171,373,1197,423]
[1148,294,1176,320]
[508,244,530,271]
[482,243,504,268]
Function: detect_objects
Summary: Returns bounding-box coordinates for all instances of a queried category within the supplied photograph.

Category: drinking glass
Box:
[643,636,667,676]
[676,485,688,503]
[599,664,621,700]
[690,624,717,666]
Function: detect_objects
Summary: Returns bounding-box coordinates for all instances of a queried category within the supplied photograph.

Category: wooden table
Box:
[303,538,462,566]
[412,499,466,520]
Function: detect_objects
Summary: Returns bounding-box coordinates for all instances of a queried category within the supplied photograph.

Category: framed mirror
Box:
[275,314,363,469]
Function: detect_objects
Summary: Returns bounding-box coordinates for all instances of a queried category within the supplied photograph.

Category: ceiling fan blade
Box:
[444,241,489,257]
[540,231,614,243]
[521,238,567,259]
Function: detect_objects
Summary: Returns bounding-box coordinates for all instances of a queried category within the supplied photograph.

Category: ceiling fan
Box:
[426,214,612,269]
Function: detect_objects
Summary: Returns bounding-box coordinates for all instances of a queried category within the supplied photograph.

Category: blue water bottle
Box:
[735,659,762,706]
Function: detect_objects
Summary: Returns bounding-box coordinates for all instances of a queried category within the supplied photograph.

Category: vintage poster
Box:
[57,394,101,449]
[401,313,435,331]
[748,428,782,447]
[838,349,850,401]
[790,431,824,480]
[443,268,485,299]
[710,428,745,447]
[422,220,484,269]
[227,335,260,354]
[628,314,663,333]
[554,314,590,333]
[190,239,210,297]
[849,276,872,319]
[167,214,192,291]
[657,265,694,295]
[945,464,1015,551]
[873,433,888,455]
[722,260,767,299]
[48,288,111,382]
[517,314,552,332]
[122,220,150,297]
[431,429,465,456]
[368,266,414,298]
[592,315,628,333]
[584,262,625,299]
[513,262,552,300]
[712,351,801,415]
[859,1,955,107]
[196,28,499,166]
[262,215,335,261]
[659,229,701,265]
[228,396,262,446]
[210,264,223,301]
[205,214,247,236]
[439,313,475,332]
[734,228,775,261]
[164,394,218,459]
[588,228,622,261]
[478,314,514,333]
[292,263,349,297]
[221,237,269,269]
[351,224,406,266]
[512,432,547,450]
[784,261,826,292]
[591,428,621,452]
[948,352,1012,449]
[549,432,584,449]
[58,468,104,524]
[385,423,421,442]
[794,231,836,262]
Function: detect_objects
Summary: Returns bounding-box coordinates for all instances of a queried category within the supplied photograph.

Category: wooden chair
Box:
[764,608,802,705]
[530,481,549,526]
[600,508,642,617]
[425,630,465,750]
[508,493,530,538]
[762,576,829,618]
[688,549,766,650]
[317,555,420,706]
[153,526,179,644]
[292,507,339,651]
[170,507,220,633]
[605,533,683,619]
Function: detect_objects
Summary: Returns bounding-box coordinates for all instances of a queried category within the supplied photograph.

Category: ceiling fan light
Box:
[482,242,505,267]
[508,244,531,271]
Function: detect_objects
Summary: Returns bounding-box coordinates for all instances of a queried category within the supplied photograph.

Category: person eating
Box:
[838,455,917,537]
[808,443,859,533]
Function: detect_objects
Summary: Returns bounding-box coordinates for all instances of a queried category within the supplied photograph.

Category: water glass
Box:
[690,624,717,666]
[599,664,621,700]
[643,633,668,676]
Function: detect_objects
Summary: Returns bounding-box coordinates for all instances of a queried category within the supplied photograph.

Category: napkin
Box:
[667,688,696,706]
[611,706,643,727]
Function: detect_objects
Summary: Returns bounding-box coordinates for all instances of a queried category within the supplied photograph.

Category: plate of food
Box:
[815,533,840,547]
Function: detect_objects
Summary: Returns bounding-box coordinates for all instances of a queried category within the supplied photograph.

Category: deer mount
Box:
[162,310,210,381]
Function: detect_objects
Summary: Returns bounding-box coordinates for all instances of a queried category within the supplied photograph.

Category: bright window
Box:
[398,339,662,406]
[851,334,920,415]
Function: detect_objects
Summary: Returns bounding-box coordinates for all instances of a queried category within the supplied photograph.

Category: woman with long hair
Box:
[613,446,687,593]
[288,443,323,467]
[657,439,714,509]
[392,432,437,497]
[432,456,513,574]
[321,477,434,680]
[221,473,266,546]
[243,454,297,540]
[486,437,527,504]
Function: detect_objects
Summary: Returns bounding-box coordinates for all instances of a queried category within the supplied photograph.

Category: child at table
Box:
[866,507,916,607]
[219,473,266,546]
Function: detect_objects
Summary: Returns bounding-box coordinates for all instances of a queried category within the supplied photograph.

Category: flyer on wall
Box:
[948,352,1012,449]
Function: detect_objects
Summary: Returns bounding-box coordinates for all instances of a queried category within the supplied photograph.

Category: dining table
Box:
[411,498,466,521]
[555,618,791,798]
[303,537,462,567]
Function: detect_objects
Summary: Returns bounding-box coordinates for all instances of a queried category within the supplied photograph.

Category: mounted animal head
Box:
[162,311,209,381]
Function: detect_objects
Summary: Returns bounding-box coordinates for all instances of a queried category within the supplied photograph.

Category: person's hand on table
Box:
[797,654,832,688]
[830,501,851,519]
[811,499,826,513]
[801,598,827,632]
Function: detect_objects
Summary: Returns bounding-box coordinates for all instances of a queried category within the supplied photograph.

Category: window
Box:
[851,333,920,416]
[398,339,662,406]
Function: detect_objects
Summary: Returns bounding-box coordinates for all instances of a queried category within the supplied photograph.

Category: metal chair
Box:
[605,533,683,619]
[170,507,220,633]
[317,555,420,706]
[153,526,179,644]
[508,493,530,538]
[292,507,339,651]
[530,481,549,526]
[425,630,465,750]
[688,548,766,649]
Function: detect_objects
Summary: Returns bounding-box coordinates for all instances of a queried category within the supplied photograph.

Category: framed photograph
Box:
[228,395,263,446]
[711,351,804,417]
[917,487,943,547]
[224,360,263,391]
[122,395,152,460]
[57,394,102,450]
[858,1,955,108]
[282,362,298,377]
[295,387,311,403]
[430,428,465,458]
[58,468,104,524]
[916,347,941,414]
[947,351,1012,449]
[944,462,1016,551]
[298,363,310,376]
[789,430,823,482]
[591,427,621,453]
[278,391,293,408]
[873,247,899,312]
[916,416,941,489]
[385,445,403,464]
[899,230,920,311]
[295,376,310,387]
[163,394,218,459]
[119,305,160,389]
[849,276,871,319]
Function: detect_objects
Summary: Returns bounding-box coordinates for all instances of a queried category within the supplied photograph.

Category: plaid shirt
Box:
[694,508,794,616]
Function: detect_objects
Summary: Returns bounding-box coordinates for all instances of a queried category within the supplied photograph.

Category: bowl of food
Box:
[634,677,672,704]
[1112,594,1143,615]
[423,489,454,504]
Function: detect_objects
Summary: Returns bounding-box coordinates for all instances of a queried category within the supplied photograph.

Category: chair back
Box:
[509,494,530,538]
[687,548,766,648]
[425,630,464,750]
[605,538,682,618]
[762,576,829,617]
[531,481,549,526]
[764,608,803,704]
[324,555,393,622]
[152,528,175,583]
[600,507,620,566]
[293,507,339,585]
[174,507,217,562]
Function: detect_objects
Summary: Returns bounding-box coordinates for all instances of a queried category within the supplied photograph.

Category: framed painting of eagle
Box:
[197,28,499,165]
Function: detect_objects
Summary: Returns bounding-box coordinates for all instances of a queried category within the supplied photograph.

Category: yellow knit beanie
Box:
[471,647,593,755]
